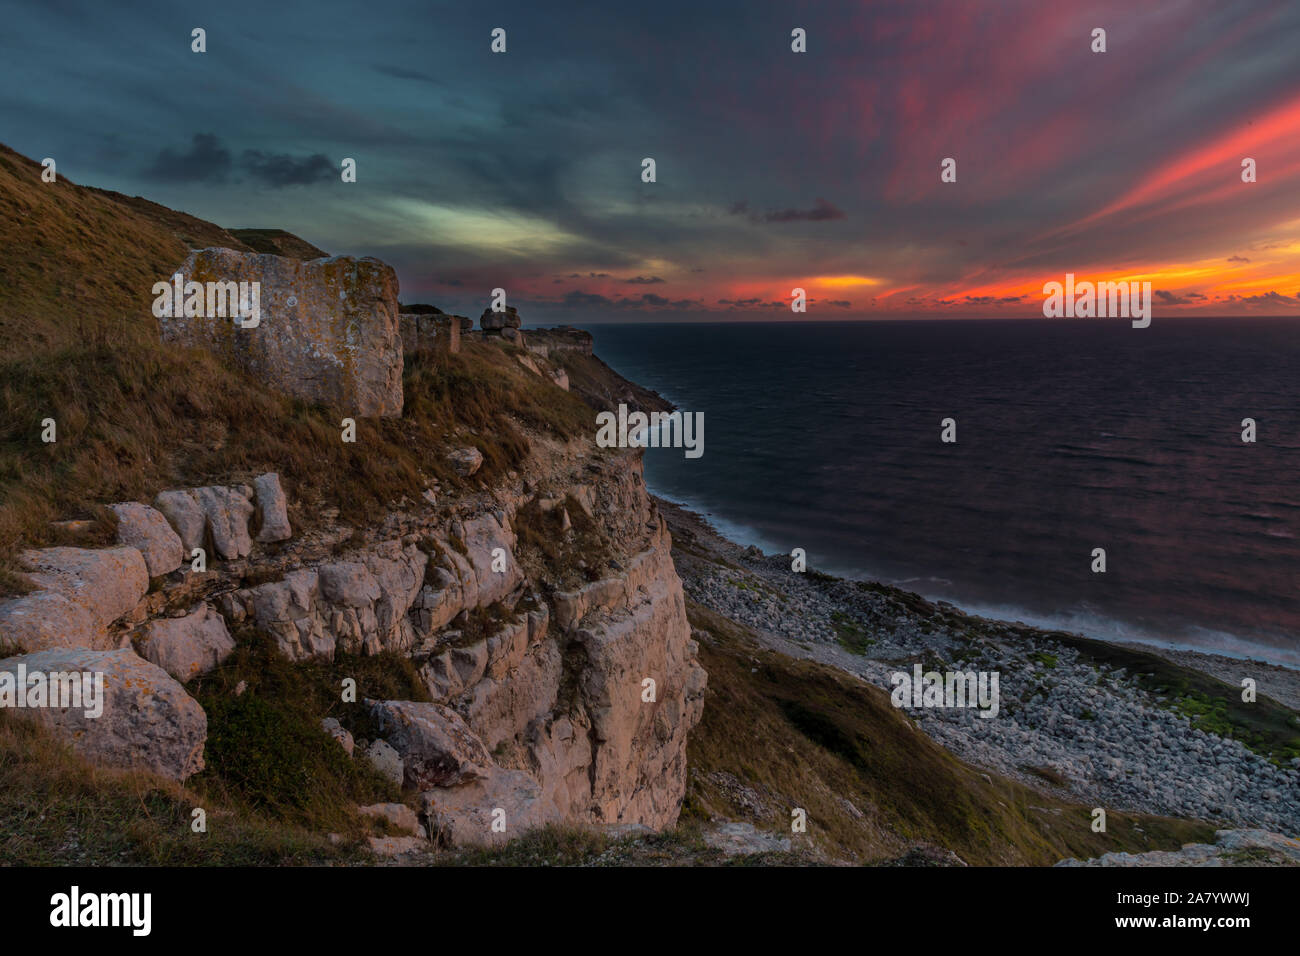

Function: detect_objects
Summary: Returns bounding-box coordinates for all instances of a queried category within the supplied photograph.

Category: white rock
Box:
[366,738,405,788]
[110,502,184,576]
[153,490,207,554]
[193,486,255,560]
[0,590,99,653]
[139,604,235,681]
[0,648,206,781]
[19,546,148,633]
[253,473,292,543]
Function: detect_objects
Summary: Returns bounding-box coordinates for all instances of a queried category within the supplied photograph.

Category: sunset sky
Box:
[5,0,1300,320]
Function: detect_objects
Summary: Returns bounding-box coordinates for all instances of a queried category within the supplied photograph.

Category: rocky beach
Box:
[659,497,1300,848]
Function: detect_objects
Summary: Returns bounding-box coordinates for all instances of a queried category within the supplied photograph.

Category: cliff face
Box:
[206,443,707,841]
[1,371,705,847]
[0,239,705,848]
[0,146,707,852]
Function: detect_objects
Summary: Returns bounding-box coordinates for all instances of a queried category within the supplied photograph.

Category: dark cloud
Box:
[562,290,614,308]
[1226,291,1300,306]
[1154,290,1189,305]
[623,275,665,284]
[373,64,440,85]
[143,133,232,183]
[240,149,335,187]
[729,197,846,224]
[1227,256,1251,263]
[764,198,846,223]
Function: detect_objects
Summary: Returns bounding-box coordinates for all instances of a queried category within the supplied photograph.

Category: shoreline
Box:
[644,486,1300,673]
[657,494,1300,837]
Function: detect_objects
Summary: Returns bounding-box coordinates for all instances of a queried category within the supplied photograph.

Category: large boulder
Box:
[369,699,493,789]
[110,502,183,576]
[447,447,483,477]
[193,486,255,560]
[153,490,206,554]
[159,248,404,418]
[0,648,207,780]
[479,306,522,334]
[138,604,236,682]
[399,312,461,355]
[422,766,555,847]
[253,473,292,543]
[19,546,148,633]
[0,590,99,653]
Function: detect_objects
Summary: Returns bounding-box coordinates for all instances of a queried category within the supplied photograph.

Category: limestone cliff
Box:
[0,242,705,848]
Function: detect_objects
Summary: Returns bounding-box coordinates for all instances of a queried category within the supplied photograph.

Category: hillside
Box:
[0,143,1242,866]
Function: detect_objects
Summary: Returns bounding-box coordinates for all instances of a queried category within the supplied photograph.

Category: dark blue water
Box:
[576,318,1300,666]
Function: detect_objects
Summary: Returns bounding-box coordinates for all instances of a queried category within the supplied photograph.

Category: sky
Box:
[3,0,1300,321]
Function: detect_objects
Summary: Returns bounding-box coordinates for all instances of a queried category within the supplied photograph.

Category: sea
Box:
[575,317,1300,667]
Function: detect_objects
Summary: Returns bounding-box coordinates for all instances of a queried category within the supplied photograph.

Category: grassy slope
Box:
[0,144,592,593]
[682,601,1218,865]
[0,144,1226,866]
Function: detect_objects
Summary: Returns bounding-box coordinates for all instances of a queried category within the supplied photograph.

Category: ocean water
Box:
[575,318,1300,667]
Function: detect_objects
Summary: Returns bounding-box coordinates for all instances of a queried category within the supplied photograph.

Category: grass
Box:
[1029,651,1059,669]
[0,141,597,594]
[512,492,614,589]
[831,610,875,653]
[187,626,434,833]
[0,711,360,865]
[683,600,1219,866]
[1039,631,1300,765]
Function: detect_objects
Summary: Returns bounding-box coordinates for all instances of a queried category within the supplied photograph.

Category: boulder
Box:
[321,717,355,755]
[318,562,382,607]
[369,699,493,789]
[447,447,483,477]
[0,590,99,653]
[460,513,524,606]
[0,648,206,781]
[365,738,405,788]
[19,546,148,633]
[479,306,522,333]
[422,766,555,847]
[193,486,255,559]
[138,604,236,681]
[399,312,461,355]
[159,248,404,418]
[109,502,184,577]
[253,473,292,543]
[153,490,206,554]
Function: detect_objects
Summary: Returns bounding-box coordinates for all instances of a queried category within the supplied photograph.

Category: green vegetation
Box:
[0,144,595,594]
[189,627,428,832]
[830,610,875,654]
[1042,631,1300,765]
[683,600,1219,866]
[512,493,614,589]
[0,710,363,865]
